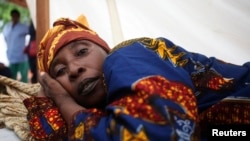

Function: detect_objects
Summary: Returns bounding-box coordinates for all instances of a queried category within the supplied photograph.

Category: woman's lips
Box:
[78,77,100,96]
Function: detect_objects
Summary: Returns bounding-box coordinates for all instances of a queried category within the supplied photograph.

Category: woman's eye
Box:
[55,67,66,77]
[77,48,88,56]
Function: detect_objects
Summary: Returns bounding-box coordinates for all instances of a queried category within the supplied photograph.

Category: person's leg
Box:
[19,61,29,83]
[8,63,18,80]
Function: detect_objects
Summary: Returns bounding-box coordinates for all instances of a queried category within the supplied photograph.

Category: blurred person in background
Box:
[24,21,37,83]
[2,8,29,83]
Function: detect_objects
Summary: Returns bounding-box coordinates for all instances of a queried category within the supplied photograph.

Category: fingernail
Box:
[40,71,45,76]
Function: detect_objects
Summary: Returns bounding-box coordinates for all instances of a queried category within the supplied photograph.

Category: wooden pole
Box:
[106,0,124,45]
[36,0,49,44]
[35,0,49,82]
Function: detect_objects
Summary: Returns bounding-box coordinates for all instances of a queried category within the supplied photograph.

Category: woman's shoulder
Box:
[110,37,154,53]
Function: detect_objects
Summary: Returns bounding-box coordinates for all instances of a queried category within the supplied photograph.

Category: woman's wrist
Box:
[54,94,74,108]
[54,95,85,124]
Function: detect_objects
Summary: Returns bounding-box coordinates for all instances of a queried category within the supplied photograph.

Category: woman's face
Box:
[49,40,108,108]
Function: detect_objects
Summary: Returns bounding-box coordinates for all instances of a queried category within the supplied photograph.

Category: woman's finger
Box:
[38,71,68,100]
[39,71,56,89]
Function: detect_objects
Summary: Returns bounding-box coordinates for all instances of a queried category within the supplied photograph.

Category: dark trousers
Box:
[0,66,12,78]
[28,56,37,83]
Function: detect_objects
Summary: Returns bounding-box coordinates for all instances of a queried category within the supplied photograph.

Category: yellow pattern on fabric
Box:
[114,107,130,116]
[144,39,188,67]
[121,127,149,141]
[74,122,84,140]
[111,37,188,67]
[111,37,149,53]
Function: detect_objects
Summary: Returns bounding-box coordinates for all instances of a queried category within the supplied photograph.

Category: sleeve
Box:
[182,48,250,111]
[131,37,250,140]
[2,23,10,41]
[67,109,106,141]
[23,96,68,141]
[184,50,250,91]
[154,37,250,90]
[154,37,250,112]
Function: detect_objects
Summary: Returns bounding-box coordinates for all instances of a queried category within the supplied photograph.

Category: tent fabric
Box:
[46,0,249,65]
[1,0,249,66]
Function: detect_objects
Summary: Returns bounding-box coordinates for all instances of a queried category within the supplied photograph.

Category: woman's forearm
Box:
[55,95,86,125]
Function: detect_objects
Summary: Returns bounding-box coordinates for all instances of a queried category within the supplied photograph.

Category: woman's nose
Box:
[68,62,85,80]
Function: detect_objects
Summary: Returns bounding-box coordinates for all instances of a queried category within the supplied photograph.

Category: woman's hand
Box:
[38,71,86,124]
[37,87,46,97]
[38,71,70,102]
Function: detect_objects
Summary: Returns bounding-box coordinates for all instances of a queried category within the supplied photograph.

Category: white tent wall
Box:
[48,0,249,65]
[49,0,114,49]
[117,0,250,65]
[1,0,249,67]
[8,0,249,65]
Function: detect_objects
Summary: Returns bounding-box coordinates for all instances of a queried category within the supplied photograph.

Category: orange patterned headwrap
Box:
[37,15,110,73]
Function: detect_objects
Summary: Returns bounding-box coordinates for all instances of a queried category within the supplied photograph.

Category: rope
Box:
[0,75,40,141]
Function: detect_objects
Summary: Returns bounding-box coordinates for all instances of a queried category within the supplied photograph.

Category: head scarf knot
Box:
[37,15,110,73]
